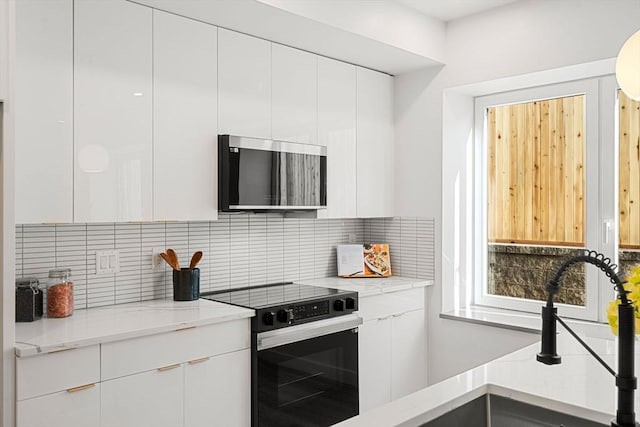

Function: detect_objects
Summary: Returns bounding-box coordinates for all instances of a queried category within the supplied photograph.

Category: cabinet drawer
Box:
[17,382,100,427]
[16,345,100,401]
[101,319,250,380]
[358,288,425,321]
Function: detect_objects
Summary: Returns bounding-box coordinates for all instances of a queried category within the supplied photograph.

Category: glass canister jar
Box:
[47,268,73,318]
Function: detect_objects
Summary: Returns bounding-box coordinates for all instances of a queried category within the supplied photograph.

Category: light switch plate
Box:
[96,250,120,275]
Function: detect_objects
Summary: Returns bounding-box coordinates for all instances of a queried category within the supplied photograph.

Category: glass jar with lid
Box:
[46,268,73,318]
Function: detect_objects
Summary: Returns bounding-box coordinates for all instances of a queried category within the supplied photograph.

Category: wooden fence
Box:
[487,95,585,246]
[619,90,640,248]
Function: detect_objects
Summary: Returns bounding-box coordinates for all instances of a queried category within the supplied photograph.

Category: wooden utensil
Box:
[160,252,178,271]
[167,248,180,270]
[189,251,203,270]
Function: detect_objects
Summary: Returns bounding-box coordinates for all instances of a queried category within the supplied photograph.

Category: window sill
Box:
[440,306,614,340]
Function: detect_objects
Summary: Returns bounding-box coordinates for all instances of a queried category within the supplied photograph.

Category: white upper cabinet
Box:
[317,57,357,218]
[15,0,73,224]
[272,44,318,144]
[74,0,153,222]
[153,11,218,221]
[218,29,271,139]
[356,67,394,218]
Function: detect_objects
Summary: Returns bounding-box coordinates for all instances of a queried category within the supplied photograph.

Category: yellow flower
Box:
[607,265,640,336]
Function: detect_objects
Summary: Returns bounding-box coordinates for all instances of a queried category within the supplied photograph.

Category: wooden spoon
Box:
[189,251,203,270]
[160,252,178,270]
[166,248,180,270]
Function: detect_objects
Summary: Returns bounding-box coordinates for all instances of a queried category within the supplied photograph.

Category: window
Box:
[474,79,605,321]
[618,89,640,279]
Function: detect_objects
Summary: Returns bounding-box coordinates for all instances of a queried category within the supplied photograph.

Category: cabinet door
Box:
[391,309,426,400]
[17,383,100,427]
[74,0,152,222]
[356,68,394,218]
[184,349,251,427]
[153,11,218,221]
[218,28,271,139]
[101,365,183,427]
[272,44,317,144]
[318,57,357,218]
[15,0,73,223]
[358,317,392,413]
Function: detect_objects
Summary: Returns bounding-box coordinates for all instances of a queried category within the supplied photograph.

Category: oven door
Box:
[254,315,362,427]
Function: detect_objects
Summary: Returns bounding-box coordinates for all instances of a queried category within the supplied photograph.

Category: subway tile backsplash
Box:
[15,214,435,309]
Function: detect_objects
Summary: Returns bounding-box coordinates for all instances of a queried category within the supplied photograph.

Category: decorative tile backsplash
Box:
[15,214,435,309]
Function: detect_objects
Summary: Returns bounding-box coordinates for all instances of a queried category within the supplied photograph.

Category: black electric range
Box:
[201,282,361,427]
[200,282,359,332]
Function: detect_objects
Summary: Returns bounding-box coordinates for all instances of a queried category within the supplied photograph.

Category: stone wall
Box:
[488,244,586,306]
[489,246,640,306]
[618,250,640,280]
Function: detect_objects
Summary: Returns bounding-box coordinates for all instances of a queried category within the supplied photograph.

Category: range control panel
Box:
[254,292,358,333]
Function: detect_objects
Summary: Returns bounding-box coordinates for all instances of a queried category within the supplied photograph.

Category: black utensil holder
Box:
[173,268,200,301]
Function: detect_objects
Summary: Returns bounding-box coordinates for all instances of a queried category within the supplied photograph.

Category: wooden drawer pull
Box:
[175,325,196,332]
[188,357,210,365]
[67,383,96,393]
[49,347,74,354]
[158,363,181,372]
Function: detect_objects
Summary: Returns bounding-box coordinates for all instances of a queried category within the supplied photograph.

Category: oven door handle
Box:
[257,314,363,351]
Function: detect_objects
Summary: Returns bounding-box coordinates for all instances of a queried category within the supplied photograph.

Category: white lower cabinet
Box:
[16,383,100,427]
[358,314,392,411]
[16,320,251,427]
[185,349,251,427]
[102,366,183,427]
[390,308,427,400]
[358,288,426,413]
[15,345,101,427]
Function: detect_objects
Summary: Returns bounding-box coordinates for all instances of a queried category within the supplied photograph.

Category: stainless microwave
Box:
[218,135,327,212]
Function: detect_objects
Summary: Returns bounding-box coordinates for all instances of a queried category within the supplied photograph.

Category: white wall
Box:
[394,0,640,384]
[0,1,16,425]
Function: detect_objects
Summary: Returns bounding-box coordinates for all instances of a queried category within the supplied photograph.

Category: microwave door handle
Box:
[256,314,362,351]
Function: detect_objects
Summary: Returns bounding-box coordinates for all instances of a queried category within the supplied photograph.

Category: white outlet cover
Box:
[96,250,119,275]
[151,247,165,269]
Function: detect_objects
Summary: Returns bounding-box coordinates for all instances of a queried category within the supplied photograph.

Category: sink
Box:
[422,394,606,427]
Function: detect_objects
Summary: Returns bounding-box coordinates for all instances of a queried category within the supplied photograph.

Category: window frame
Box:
[473,78,611,322]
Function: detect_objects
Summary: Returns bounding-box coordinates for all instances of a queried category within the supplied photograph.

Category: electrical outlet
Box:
[151,247,165,269]
[348,233,357,243]
[95,250,120,275]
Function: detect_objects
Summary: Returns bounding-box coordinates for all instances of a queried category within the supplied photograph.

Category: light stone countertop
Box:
[14,276,429,357]
[15,298,254,357]
[299,276,433,297]
[335,331,630,426]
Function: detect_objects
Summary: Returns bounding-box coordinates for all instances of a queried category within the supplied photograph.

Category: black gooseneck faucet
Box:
[537,250,638,427]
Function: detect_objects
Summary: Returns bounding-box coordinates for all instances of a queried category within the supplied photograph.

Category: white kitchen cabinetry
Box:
[153,11,218,221]
[184,349,251,427]
[74,0,153,222]
[101,320,250,427]
[358,288,426,413]
[218,28,271,139]
[17,384,100,427]
[15,0,73,224]
[272,44,318,144]
[102,366,183,427]
[16,345,100,427]
[356,67,394,218]
[317,57,357,218]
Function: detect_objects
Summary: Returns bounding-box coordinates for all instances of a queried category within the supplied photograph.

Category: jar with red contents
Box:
[46,268,73,318]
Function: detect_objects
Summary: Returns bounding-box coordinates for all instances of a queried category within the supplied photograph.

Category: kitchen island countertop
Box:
[336,331,629,426]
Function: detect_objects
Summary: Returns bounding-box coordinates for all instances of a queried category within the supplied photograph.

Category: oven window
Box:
[257,329,358,427]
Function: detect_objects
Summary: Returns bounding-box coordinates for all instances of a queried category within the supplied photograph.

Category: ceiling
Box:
[395,0,520,22]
